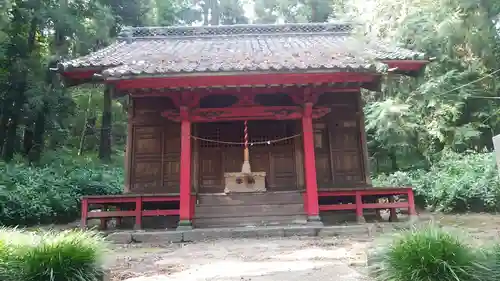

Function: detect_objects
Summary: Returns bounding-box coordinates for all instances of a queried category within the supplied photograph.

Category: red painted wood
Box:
[130,86,361,98]
[100,205,108,230]
[116,207,122,226]
[142,210,180,216]
[135,197,142,229]
[355,191,363,218]
[85,197,138,204]
[114,72,377,90]
[80,195,182,229]
[317,187,417,221]
[382,60,428,72]
[62,69,100,80]
[302,102,320,218]
[81,199,88,229]
[319,202,409,211]
[407,189,417,215]
[179,106,193,223]
[88,211,136,218]
[361,202,409,209]
[163,106,331,122]
[142,196,180,202]
[319,204,357,211]
[318,188,412,197]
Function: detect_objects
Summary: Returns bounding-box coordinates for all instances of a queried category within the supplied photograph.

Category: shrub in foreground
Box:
[0,228,107,281]
[372,151,500,212]
[368,225,484,281]
[0,150,123,226]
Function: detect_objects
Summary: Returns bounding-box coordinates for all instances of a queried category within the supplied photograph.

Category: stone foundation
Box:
[224,172,266,193]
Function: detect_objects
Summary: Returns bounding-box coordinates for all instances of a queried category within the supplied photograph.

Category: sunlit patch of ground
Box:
[105,212,500,281]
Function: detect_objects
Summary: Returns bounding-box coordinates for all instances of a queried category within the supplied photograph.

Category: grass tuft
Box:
[368,224,484,281]
[0,228,107,281]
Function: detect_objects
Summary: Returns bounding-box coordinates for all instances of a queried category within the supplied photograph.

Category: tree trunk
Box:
[209,0,219,25]
[78,91,93,156]
[3,5,39,162]
[99,85,112,162]
[29,106,46,163]
[0,99,12,155]
[23,124,34,156]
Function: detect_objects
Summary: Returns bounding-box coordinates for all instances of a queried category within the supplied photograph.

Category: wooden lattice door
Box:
[196,120,298,193]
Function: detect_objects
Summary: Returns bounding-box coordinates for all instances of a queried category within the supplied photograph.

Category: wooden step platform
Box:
[194,191,307,228]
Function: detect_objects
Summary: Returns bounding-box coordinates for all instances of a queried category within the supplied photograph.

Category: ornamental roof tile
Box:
[59,23,425,78]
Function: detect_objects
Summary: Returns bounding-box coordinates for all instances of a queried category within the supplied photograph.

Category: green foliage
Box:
[0,228,106,281]
[0,150,123,226]
[373,151,500,212]
[338,0,500,174]
[369,225,485,281]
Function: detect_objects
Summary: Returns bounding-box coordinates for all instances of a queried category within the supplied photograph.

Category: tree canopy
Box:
[0,0,498,176]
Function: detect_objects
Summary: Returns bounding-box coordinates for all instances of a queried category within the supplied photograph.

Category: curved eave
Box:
[103,70,381,90]
[56,59,429,89]
[382,59,429,76]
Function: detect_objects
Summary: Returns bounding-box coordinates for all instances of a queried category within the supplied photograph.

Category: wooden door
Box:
[328,109,365,185]
[313,120,332,188]
[249,120,296,191]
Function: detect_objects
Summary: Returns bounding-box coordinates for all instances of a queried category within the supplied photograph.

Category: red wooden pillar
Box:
[302,102,322,224]
[177,106,193,230]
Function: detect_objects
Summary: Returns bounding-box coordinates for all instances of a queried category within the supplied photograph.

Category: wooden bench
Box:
[81,194,184,230]
[317,187,417,222]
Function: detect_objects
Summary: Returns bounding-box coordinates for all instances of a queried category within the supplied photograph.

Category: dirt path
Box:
[105,213,500,281]
[107,236,371,281]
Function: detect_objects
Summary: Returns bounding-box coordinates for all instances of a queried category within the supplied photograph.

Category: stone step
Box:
[195,203,305,219]
[197,191,304,206]
[193,214,308,228]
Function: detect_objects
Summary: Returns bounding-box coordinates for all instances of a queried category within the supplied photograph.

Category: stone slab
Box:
[131,231,183,243]
[318,225,369,237]
[105,222,410,244]
[106,232,132,244]
[283,226,319,237]
[182,228,233,242]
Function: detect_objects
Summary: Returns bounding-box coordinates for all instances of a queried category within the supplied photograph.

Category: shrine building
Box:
[58,23,426,230]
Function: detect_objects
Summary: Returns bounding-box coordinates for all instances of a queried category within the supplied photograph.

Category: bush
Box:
[372,151,500,212]
[0,228,106,281]
[368,225,485,281]
[0,150,123,226]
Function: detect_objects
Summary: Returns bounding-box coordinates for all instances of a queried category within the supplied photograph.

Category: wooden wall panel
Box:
[314,91,368,187]
[128,97,180,194]
[312,121,332,188]
[327,106,366,185]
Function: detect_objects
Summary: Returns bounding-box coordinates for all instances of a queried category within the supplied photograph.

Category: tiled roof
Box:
[59,23,425,78]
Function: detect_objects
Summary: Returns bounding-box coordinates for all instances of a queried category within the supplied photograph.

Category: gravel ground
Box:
[106,236,372,281]
[103,213,500,281]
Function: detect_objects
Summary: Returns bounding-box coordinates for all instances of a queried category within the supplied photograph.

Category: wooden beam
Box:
[162,105,331,122]
[127,85,362,97]
[178,106,193,229]
[114,72,376,90]
[302,102,321,221]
